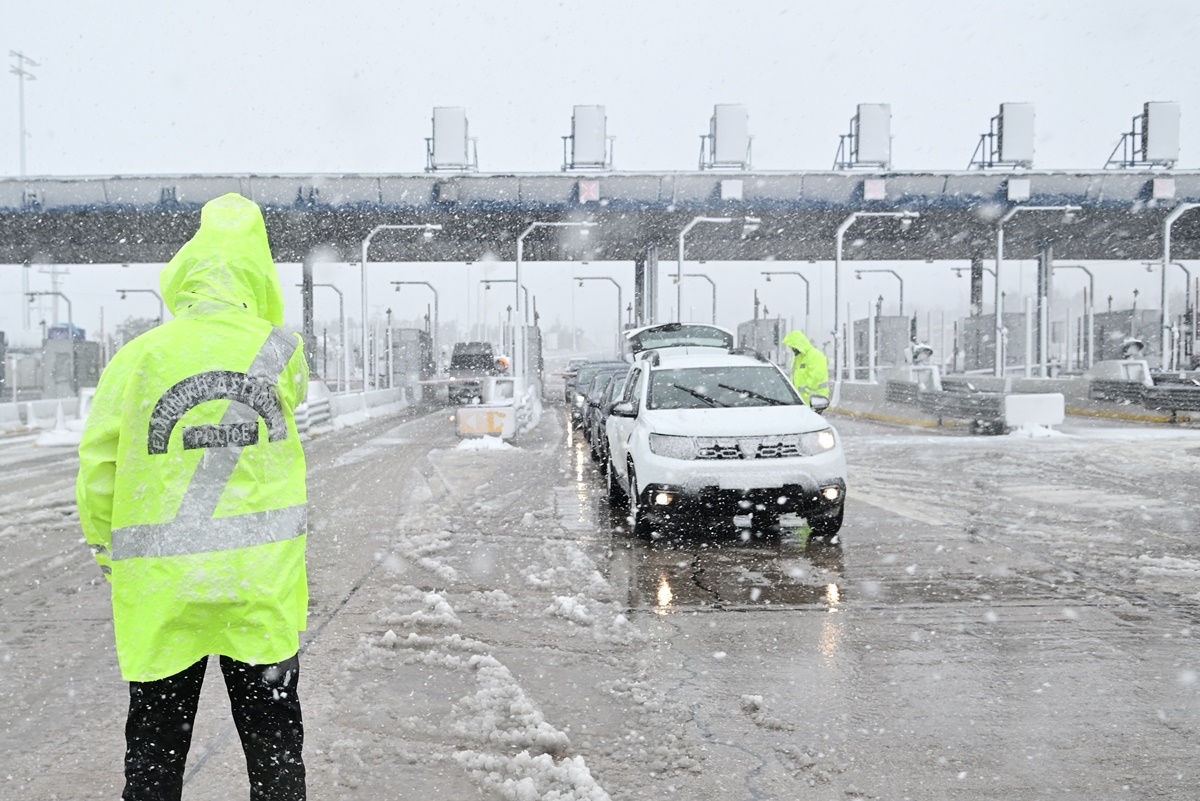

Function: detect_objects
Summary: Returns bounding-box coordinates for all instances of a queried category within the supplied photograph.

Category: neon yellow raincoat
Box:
[77,194,310,683]
[782,330,830,406]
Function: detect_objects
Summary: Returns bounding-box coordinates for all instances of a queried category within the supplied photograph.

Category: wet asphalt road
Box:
[1,404,1198,799]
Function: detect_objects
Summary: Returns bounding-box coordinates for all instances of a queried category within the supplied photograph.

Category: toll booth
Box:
[1092,309,1161,363]
[42,338,101,398]
[960,313,1032,373]
[390,328,434,401]
[852,315,910,379]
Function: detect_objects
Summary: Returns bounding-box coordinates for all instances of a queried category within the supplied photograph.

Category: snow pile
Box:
[457,435,515,451]
[451,654,572,755]
[454,750,611,801]
[597,675,701,773]
[372,587,462,629]
[545,595,595,626]
[390,530,460,583]
[740,694,794,731]
[1135,553,1200,578]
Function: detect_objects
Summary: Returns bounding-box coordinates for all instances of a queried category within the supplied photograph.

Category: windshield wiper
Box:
[717,383,789,405]
[671,384,726,407]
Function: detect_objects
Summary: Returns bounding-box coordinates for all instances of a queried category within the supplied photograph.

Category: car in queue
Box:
[603,347,846,540]
[562,357,590,403]
[580,366,629,445]
[570,360,627,427]
[589,371,629,464]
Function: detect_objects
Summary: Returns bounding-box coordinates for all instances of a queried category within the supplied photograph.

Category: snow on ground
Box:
[320,409,659,798]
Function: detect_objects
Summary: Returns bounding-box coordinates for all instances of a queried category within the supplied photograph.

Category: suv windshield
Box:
[647,366,800,410]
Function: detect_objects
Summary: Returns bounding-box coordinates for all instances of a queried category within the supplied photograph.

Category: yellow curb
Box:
[1066,407,1192,424]
[828,407,958,428]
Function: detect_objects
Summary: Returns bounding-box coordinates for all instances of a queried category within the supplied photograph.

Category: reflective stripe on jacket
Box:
[77,194,310,682]
[782,330,830,405]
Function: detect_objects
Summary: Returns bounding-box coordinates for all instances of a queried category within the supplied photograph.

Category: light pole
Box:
[854,268,904,315]
[1050,265,1095,369]
[1163,203,1200,370]
[574,276,623,353]
[515,220,596,380]
[116,288,164,324]
[300,283,346,390]
[391,280,440,374]
[10,51,38,176]
[359,223,442,389]
[835,211,919,381]
[676,216,759,324]
[28,290,75,395]
[668,272,716,324]
[994,205,1081,376]
[761,271,810,333]
[483,279,529,363]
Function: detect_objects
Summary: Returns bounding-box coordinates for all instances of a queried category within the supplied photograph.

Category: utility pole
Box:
[10,51,39,176]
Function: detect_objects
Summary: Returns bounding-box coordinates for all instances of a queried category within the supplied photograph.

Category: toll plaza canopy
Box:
[1,170,1199,265]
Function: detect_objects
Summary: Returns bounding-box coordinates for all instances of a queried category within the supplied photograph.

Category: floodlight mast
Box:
[515,220,596,381]
[360,223,442,389]
[834,211,918,381]
[761,271,810,333]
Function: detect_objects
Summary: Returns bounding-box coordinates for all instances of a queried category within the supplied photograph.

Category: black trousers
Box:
[123,654,305,801]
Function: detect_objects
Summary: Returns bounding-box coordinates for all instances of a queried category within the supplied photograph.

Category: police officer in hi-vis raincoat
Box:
[77,193,309,801]
[782,329,830,406]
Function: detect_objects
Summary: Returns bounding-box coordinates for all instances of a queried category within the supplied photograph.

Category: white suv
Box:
[604,348,847,538]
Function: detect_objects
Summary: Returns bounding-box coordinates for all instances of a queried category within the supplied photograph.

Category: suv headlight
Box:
[648,433,698,460]
[799,428,838,454]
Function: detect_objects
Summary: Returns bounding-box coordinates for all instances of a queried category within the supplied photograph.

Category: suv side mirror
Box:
[810,395,829,415]
[610,401,636,418]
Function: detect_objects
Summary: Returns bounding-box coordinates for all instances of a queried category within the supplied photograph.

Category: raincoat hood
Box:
[782,330,813,352]
[161,193,284,326]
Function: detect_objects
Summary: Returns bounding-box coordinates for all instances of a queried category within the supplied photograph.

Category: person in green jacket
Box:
[782,329,830,406]
[77,194,309,801]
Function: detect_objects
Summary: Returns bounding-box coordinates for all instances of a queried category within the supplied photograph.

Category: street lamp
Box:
[835,211,919,380]
[360,223,442,389]
[298,283,346,391]
[854,268,904,315]
[676,216,758,324]
[1162,203,1200,370]
[574,275,623,353]
[27,290,75,395]
[761,271,810,333]
[668,272,716,324]
[116,288,164,324]
[1144,260,1194,369]
[391,280,440,374]
[515,220,597,380]
[1050,265,1095,369]
[484,279,530,360]
[994,205,1081,376]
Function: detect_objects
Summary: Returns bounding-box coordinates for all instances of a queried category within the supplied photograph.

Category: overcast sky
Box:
[4,0,1198,351]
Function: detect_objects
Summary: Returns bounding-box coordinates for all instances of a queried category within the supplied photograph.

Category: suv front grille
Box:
[694,435,804,460]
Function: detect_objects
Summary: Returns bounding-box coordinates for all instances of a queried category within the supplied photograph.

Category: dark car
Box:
[570,361,627,427]
[448,341,497,404]
[562,357,589,403]
[581,366,628,445]
[589,371,628,463]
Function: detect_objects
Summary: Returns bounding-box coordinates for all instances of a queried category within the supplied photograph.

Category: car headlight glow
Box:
[798,428,838,454]
[648,433,698,460]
